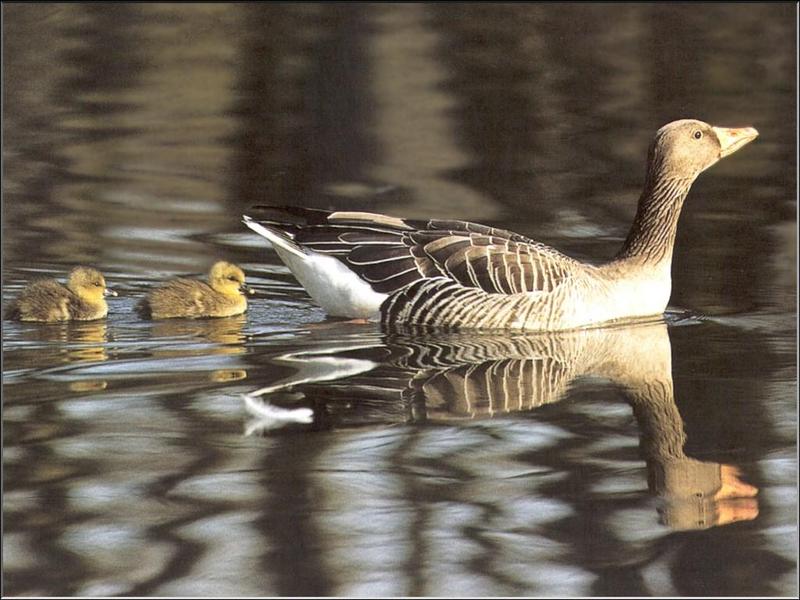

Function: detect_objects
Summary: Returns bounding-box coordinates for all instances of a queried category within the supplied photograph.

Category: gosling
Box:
[5,266,116,322]
[139,261,250,319]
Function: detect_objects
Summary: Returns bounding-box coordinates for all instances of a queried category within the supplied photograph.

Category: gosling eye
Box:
[94,282,103,287]
[693,130,703,140]
[227,275,240,282]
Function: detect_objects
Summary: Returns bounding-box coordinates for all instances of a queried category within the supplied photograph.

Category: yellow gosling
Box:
[140,261,250,319]
[5,266,116,322]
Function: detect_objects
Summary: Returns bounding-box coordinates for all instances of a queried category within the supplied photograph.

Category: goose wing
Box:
[247,206,581,295]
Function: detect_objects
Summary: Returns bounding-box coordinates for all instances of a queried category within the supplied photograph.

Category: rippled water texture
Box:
[2,3,797,597]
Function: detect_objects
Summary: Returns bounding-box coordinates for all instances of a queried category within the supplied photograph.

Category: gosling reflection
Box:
[148,314,248,358]
[20,320,110,365]
[209,369,248,383]
[244,320,758,530]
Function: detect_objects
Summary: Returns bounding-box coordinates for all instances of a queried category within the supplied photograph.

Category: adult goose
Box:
[243,119,758,331]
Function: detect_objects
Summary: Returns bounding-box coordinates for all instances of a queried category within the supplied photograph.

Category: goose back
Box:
[246,206,598,327]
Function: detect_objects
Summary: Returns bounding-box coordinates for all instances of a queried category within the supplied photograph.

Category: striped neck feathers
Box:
[617,170,695,265]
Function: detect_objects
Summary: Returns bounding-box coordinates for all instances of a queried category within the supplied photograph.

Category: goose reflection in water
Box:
[244,319,758,531]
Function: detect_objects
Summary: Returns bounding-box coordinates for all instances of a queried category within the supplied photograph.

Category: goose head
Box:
[67,266,116,303]
[208,261,249,297]
[648,119,758,181]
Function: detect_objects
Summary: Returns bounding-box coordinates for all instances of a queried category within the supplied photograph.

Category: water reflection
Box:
[8,320,110,366]
[245,320,758,531]
[147,314,248,358]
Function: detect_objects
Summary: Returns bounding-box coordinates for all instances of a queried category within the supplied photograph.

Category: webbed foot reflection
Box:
[243,320,759,530]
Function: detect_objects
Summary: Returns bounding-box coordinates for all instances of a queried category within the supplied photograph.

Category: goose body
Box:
[5,266,116,322]
[244,120,758,331]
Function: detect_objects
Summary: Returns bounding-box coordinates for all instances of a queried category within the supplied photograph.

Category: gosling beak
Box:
[713,126,759,158]
[104,288,118,297]
[241,283,255,296]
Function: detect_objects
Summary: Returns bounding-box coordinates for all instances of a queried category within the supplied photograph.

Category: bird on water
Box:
[139,261,251,319]
[5,266,116,322]
[243,119,758,331]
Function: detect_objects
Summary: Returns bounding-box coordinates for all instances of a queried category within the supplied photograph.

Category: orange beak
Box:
[712,126,759,158]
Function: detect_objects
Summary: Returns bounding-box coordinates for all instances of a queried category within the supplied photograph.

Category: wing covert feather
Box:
[248,206,580,296]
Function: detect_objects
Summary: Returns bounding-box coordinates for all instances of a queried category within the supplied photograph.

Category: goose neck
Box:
[617,174,694,264]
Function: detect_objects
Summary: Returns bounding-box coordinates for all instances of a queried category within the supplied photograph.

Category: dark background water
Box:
[2,3,796,596]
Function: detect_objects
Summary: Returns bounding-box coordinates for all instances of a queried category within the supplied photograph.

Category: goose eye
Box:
[693,130,703,140]
[94,282,103,287]
[227,275,239,282]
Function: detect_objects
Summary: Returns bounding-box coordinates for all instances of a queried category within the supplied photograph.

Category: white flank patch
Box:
[243,215,387,319]
[278,249,388,318]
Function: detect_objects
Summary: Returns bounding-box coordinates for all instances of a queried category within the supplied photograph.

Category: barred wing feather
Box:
[247,206,580,297]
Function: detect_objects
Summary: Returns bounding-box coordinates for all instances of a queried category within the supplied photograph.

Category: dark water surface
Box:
[2,3,797,597]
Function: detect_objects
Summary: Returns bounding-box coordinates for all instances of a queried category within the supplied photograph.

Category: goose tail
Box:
[242,211,388,319]
[242,214,307,259]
